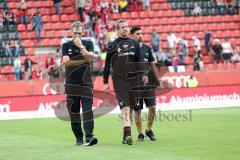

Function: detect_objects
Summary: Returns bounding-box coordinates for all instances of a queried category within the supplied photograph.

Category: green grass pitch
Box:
[0,108,239,160]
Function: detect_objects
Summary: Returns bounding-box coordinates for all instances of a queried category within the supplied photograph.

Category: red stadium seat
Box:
[44,23,52,30]
[22,40,33,48]
[226,63,235,70]
[40,8,48,15]
[236,63,240,70]
[19,32,29,39]
[18,24,26,31]
[28,31,36,39]
[151,3,161,10]
[41,39,52,47]
[41,31,47,39]
[121,12,130,19]
[20,56,27,64]
[55,22,63,30]
[233,14,240,21]
[51,15,60,22]
[48,30,57,38]
[142,34,150,41]
[65,7,75,14]
[3,66,12,74]
[151,18,160,25]
[112,13,121,19]
[60,15,69,22]
[132,19,141,26]
[63,22,71,29]
[216,63,225,70]
[8,2,17,9]
[42,15,51,23]
[45,1,53,7]
[62,0,72,7]
[6,74,15,81]
[139,11,148,18]
[25,48,35,55]
[0,75,5,81]
[49,8,56,15]
[205,64,217,71]
[130,12,139,18]
[69,14,79,21]
[52,38,60,46]
[185,56,194,65]
[27,1,35,8]
[35,1,45,8]
[142,19,151,26]
[143,26,153,34]
[186,65,194,72]
[32,40,38,48]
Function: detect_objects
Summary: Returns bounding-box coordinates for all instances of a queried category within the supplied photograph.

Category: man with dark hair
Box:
[130,26,157,142]
[103,19,148,145]
[62,21,98,146]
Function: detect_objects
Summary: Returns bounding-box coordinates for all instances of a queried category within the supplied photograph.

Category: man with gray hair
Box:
[62,21,98,146]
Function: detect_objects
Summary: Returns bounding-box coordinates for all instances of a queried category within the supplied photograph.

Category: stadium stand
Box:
[0,0,239,81]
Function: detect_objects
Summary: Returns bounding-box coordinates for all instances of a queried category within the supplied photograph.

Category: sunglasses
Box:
[73,32,83,35]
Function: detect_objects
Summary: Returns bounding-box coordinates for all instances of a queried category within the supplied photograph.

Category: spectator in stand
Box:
[98,26,108,50]
[211,39,223,64]
[101,0,110,10]
[111,0,119,13]
[45,54,55,78]
[226,0,233,8]
[232,45,240,63]
[216,0,226,9]
[107,21,117,42]
[143,0,150,12]
[167,32,177,54]
[176,38,187,65]
[13,56,21,80]
[193,47,204,71]
[150,28,160,60]
[89,15,97,31]
[192,36,201,52]
[8,11,17,26]
[192,3,202,16]
[118,0,128,12]
[31,9,43,44]
[4,40,19,57]
[55,49,62,77]
[17,0,28,28]
[95,3,102,18]
[85,23,96,37]
[100,0,110,24]
[76,0,86,22]
[172,55,179,72]
[53,0,62,16]
[94,19,105,36]
[0,14,4,28]
[3,10,16,30]
[157,49,172,66]
[204,30,212,54]
[222,38,234,64]
[24,55,36,80]
[84,0,92,15]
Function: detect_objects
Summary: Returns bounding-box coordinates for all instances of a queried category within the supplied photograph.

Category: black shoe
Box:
[122,136,133,145]
[85,137,98,146]
[137,133,144,142]
[145,129,157,141]
[76,138,83,145]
